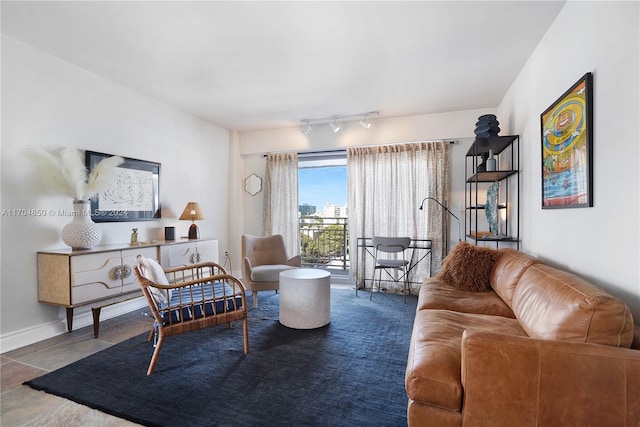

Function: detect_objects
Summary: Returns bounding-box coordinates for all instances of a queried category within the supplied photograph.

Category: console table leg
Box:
[66,307,74,332]
[92,307,102,338]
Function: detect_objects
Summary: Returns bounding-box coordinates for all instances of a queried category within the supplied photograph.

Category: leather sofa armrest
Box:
[286,255,302,267]
[460,330,640,427]
[633,324,640,349]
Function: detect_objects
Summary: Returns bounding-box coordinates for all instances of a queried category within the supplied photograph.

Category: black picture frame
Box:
[540,72,593,209]
[86,151,161,222]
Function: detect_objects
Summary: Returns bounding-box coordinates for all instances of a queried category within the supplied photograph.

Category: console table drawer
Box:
[71,253,121,296]
[69,247,156,304]
[159,240,219,269]
[72,280,122,304]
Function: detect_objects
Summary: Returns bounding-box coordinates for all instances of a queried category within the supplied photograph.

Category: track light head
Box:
[359,116,372,129]
[301,122,313,135]
[329,120,341,133]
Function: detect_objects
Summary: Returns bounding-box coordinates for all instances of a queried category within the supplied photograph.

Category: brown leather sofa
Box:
[406,246,640,426]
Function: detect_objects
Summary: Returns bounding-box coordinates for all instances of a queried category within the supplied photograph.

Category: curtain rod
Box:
[261,140,457,158]
[262,149,345,158]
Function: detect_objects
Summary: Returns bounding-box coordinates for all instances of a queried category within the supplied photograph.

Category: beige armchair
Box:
[241,234,301,308]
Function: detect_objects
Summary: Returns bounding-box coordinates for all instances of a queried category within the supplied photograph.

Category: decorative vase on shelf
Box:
[61,200,102,249]
[486,149,496,172]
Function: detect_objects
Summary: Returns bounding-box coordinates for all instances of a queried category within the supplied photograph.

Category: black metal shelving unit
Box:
[464,135,520,249]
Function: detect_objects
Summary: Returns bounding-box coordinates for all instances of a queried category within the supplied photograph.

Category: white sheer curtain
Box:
[262,153,299,257]
[347,141,450,289]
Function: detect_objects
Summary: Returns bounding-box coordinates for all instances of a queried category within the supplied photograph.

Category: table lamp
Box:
[179,202,204,240]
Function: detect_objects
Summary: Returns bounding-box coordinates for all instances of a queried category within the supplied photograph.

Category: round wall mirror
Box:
[244,173,262,196]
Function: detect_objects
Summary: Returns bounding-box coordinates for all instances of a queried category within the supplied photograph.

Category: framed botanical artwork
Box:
[540,72,593,209]
[86,151,161,222]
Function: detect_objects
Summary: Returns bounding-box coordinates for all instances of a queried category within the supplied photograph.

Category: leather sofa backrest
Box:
[490,249,541,308]
[511,264,635,347]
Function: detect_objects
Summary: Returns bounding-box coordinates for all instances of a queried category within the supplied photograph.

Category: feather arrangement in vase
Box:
[25,147,124,249]
[24,147,124,200]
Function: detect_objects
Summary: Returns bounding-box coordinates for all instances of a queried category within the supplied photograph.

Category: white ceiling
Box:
[1,1,566,132]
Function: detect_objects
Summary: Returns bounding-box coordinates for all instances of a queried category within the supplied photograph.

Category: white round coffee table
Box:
[279,268,331,329]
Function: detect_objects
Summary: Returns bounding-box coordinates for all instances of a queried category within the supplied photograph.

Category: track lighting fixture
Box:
[300,111,378,135]
[359,115,372,129]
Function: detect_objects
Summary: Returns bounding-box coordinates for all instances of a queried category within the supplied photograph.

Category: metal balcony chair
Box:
[370,236,412,303]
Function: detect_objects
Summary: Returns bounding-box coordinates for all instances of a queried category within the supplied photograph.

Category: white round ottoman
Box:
[279,268,331,329]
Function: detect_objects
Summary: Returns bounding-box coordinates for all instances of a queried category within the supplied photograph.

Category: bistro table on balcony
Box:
[354,237,432,296]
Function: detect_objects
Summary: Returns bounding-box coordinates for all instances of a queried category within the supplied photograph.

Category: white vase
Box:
[61,200,102,249]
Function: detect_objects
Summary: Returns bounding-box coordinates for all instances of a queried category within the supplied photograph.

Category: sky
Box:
[298,166,347,208]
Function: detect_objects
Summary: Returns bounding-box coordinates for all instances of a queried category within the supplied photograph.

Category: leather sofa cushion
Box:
[405,309,526,412]
[407,399,461,427]
[512,264,634,347]
[490,248,541,308]
[419,278,515,318]
[250,264,298,282]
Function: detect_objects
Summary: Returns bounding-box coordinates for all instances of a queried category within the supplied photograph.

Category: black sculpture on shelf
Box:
[474,114,500,138]
[476,152,490,172]
[474,114,501,172]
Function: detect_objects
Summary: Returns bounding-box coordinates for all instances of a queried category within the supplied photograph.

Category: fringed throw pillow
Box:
[436,242,499,292]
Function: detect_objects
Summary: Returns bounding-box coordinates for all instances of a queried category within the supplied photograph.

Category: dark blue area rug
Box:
[26,288,417,427]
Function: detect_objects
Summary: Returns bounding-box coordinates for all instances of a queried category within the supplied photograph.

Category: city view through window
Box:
[298,164,349,272]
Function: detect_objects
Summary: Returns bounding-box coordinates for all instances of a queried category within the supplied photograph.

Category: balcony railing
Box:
[299,217,349,271]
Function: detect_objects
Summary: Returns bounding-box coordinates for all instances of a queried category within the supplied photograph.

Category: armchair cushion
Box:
[136,255,171,304]
[251,264,299,282]
[160,281,243,324]
[244,234,289,265]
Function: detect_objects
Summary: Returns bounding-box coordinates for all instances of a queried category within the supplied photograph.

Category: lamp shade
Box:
[179,202,205,221]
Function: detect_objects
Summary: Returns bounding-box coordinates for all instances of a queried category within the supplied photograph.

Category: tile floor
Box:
[1,308,154,426]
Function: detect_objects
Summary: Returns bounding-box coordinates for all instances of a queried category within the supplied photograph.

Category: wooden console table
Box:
[37,239,218,336]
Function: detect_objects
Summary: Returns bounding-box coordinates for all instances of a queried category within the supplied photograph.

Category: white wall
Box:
[235,109,495,268]
[497,1,640,318]
[1,36,232,350]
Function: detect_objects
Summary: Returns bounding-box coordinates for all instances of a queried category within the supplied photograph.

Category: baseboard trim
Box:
[330,273,355,286]
[0,297,148,354]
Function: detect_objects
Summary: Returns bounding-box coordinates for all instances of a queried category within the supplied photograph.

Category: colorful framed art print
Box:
[540,72,593,209]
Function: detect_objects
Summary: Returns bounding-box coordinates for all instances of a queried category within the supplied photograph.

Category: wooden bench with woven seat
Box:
[134,257,249,375]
